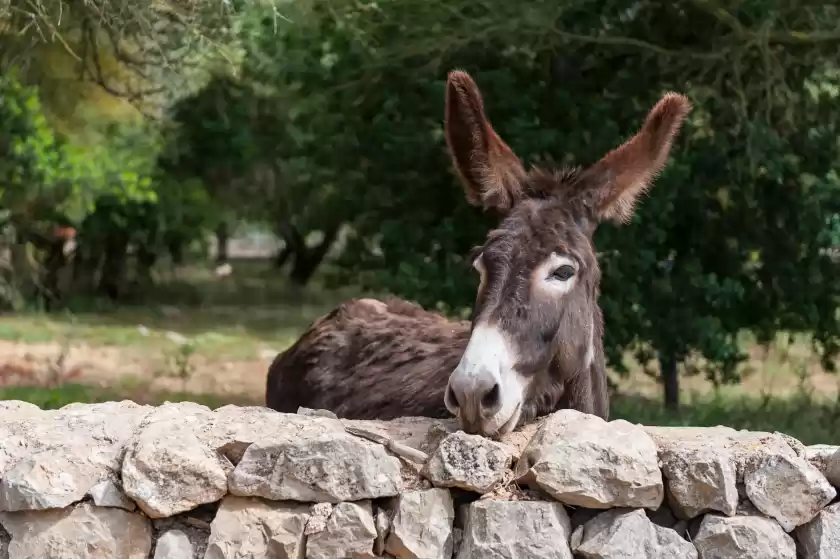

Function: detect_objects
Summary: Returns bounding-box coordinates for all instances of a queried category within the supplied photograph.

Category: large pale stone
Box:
[204,495,311,559]
[154,529,194,559]
[306,501,377,559]
[658,443,738,519]
[385,489,454,559]
[743,452,836,532]
[457,500,572,559]
[422,431,513,494]
[122,429,227,518]
[794,502,840,559]
[573,508,696,559]
[515,410,663,509]
[229,414,402,503]
[0,402,151,492]
[0,445,115,511]
[693,514,795,559]
[0,502,152,558]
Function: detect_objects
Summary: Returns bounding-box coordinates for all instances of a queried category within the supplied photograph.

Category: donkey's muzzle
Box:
[445,366,503,434]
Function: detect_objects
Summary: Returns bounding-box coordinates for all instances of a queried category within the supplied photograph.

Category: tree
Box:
[253,0,840,409]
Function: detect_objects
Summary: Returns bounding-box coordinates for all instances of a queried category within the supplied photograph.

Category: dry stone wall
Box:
[0,400,838,558]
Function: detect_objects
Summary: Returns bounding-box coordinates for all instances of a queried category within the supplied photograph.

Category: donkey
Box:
[266,70,691,437]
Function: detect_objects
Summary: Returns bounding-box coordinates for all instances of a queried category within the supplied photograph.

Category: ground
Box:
[1,259,839,444]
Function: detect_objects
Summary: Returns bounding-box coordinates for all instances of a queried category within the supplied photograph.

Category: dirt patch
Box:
[0,339,273,399]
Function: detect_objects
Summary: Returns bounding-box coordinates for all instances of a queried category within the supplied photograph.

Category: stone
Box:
[89,479,137,511]
[0,445,114,511]
[693,513,795,559]
[794,502,840,559]
[297,407,339,419]
[306,501,377,559]
[573,508,697,559]
[122,428,228,518]
[515,410,663,509]
[457,499,573,559]
[645,425,828,521]
[204,495,311,559]
[743,452,836,531]
[385,489,454,559]
[659,443,738,519]
[305,502,334,535]
[825,447,840,487]
[0,401,150,491]
[374,506,390,556]
[0,502,152,558]
[805,445,839,476]
[229,414,402,503]
[154,529,194,559]
[421,431,513,494]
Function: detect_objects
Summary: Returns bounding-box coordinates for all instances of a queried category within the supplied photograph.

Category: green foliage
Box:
[0,70,76,227]
[243,0,840,402]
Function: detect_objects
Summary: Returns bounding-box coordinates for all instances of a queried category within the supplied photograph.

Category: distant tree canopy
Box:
[229,0,840,408]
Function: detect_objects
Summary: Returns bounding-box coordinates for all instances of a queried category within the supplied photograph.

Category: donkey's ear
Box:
[444,70,527,214]
[585,92,692,224]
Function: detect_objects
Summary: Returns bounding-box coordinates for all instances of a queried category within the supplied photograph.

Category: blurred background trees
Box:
[2,0,840,414]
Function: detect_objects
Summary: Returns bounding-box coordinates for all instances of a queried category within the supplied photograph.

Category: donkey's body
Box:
[266,297,469,419]
[266,70,691,437]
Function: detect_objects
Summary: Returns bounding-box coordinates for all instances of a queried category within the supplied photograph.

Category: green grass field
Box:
[1,259,838,445]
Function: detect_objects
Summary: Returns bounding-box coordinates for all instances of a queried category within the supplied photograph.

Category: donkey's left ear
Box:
[584,92,692,224]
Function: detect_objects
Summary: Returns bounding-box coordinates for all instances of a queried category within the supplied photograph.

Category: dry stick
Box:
[342,425,430,464]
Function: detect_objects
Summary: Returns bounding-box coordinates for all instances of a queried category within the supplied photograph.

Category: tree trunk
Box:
[41,240,67,310]
[289,225,340,286]
[273,245,293,269]
[98,238,128,301]
[659,353,680,412]
[214,222,229,265]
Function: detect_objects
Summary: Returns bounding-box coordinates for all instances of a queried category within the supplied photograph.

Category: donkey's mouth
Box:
[493,401,522,439]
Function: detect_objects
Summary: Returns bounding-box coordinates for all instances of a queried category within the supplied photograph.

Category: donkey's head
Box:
[443,70,691,437]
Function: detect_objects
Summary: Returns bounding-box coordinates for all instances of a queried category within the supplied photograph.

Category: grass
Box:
[1,257,839,445]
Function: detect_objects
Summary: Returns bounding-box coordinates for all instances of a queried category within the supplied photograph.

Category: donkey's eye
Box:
[550,265,575,281]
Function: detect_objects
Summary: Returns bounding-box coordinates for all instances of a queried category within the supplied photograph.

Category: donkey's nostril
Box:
[481,382,501,411]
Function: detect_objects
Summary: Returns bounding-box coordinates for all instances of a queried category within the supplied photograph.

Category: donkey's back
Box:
[265,297,470,419]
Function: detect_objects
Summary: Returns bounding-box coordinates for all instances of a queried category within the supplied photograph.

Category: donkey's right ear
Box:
[444,70,527,214]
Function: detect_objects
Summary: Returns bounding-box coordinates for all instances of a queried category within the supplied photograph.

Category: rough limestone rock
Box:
[825,447,840,487]
[0,445,115,511]
[122,410,228,518]
[421,431,513,494]
[645,425,823,521]
[204,495,311,559]
[306,501,377,559]
[804,445,839,476]
[515,410,663,509]
[693,514,795,559]
[0,401,151,512]
[657,441,738,519]
[0,502,152,559]
[374,506,390,556]
[89,479,137,511]
[229,414,403,503]
[794,502,840,559]
[743,452,836,531]
[154,529,194,559]
[385,489,454,559]
[457,499,573,559]
[573,508,696,559]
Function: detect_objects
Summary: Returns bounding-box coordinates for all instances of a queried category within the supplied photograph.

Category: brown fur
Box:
[266,70,691,431]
